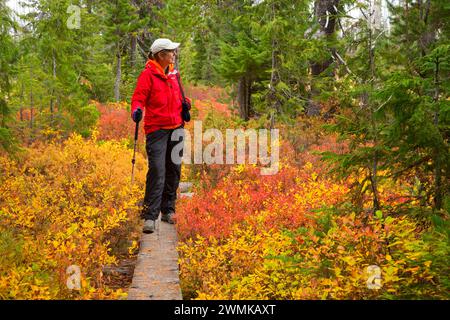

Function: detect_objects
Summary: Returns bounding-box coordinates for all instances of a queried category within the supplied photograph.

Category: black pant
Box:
[142,126,184,221]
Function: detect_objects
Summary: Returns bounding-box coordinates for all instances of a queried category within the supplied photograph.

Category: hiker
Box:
[131,38,191,234]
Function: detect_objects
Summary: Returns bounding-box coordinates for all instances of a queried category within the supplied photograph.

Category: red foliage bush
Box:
[176,152,350,241]
[95,102,145,142]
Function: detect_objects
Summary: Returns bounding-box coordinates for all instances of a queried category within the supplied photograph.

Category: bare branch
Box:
[359,7,368,21]
[374,94,393,112]
[332,50,355,76]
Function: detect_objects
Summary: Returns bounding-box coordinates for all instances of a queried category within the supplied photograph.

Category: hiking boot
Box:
[161,212,175,224]
[143,219,156,234]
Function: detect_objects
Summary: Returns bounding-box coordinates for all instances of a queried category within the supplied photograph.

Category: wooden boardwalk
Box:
[127,216,182,300]
[127,182,193,300]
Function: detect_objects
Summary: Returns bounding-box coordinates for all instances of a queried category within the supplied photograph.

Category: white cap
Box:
[150,38,180,54]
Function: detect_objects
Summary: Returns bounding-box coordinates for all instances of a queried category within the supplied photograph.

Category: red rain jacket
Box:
[131,60,191,134]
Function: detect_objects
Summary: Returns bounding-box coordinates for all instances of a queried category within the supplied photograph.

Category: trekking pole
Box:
[131,118,140,186]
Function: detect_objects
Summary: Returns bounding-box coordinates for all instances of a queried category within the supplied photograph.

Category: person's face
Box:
[157,49,176,66]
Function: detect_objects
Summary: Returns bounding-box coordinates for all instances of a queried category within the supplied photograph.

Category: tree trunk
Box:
[237,76,250,121]
[20,82,24,122]
[87,0,93,14]
[114,45,122,102]
[310,0,340,75]
[29,68,34,129]
[373,0,383,30]
[30,87,34,129]
[367,4,380,213]
[269,36,281,128]
[130,33,137,68]
[433,56,442,210]
[50,49,56,122]
[268,1,281,129]
[419,0,435,58]
[307,0,341,116]
[57,95,61,122]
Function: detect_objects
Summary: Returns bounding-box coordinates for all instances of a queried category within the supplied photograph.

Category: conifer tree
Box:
[378,0,450,211]
[321,0,449,214]
[212,0,272,121]
[251,0,311,126]
[103,0,145,101]
[0,0,18,152]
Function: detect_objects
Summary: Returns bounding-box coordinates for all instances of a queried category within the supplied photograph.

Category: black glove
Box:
[181,101,191,122]
[132,108,143,123]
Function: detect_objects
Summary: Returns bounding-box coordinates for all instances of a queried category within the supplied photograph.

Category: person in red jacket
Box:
[131,38,191,234]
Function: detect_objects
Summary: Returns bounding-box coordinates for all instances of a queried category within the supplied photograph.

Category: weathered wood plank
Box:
[127,216,182,300]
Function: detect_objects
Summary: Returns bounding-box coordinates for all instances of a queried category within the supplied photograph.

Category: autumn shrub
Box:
[185,84,232,107]
[180,103,241,189]
[176,119,352,241]
[95,101,146,143]
[179,210,449,300]
[0,133,146,299]
[177,152,351,298]
[177,124,449,300]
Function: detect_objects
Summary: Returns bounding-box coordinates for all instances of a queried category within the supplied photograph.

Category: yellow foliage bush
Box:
[179,212,449,300]
[0,133,146,299]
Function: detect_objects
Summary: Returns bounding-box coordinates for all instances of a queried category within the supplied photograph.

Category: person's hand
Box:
[132,108,143,123]
[183,100,191,110]
[181,101,191,122]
